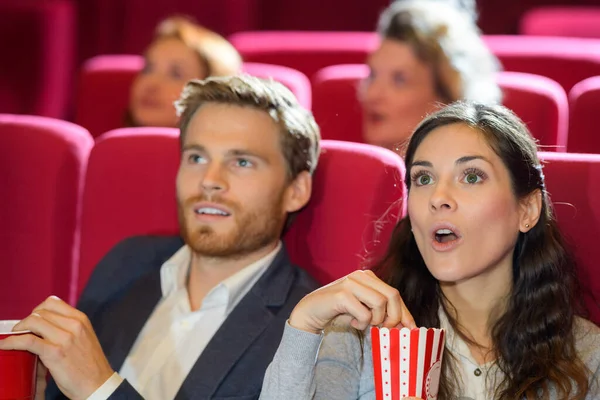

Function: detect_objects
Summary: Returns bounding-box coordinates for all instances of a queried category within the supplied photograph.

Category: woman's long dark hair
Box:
[374,102,590,399]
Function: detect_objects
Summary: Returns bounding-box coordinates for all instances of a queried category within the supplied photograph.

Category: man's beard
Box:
[178,191,286,259]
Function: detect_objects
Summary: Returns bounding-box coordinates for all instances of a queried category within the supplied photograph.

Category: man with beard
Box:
[0,75,321,400]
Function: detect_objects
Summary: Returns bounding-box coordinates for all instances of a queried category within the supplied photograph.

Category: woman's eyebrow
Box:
[410,160,432,168]
[455,155,492,165]
[410,155,492,169]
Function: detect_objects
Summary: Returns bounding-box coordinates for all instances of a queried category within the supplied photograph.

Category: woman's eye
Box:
[170,68,184,80]
[418,175,432,185]
[464,173,482,184]
[392,72,406,86]
[141,62,153,74]
[411,171,434,186]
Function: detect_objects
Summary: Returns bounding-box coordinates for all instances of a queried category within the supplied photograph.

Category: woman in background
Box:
[360,0,501,151]
[127,16,242,127]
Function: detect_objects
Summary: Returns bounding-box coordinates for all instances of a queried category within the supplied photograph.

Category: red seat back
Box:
[241,63,312,110]
[484,35,600,93]
[229,31,378,80]
[0,1,75,118]
[76,131,405,298]
[498,71,568,151]
[568,76,600,154]
[77,128,181,300]
[285,141,405,284]
[0,115,93,317]
[311,64,367,143]
[539,152,600,324]
[520,7,600,39]
[75,55,142,138]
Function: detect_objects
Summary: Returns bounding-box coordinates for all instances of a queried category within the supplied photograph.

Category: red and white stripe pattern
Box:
[371,327,446,400]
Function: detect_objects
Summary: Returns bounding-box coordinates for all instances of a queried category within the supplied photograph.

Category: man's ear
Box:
[519,188,542,232]
[283,171,312,213]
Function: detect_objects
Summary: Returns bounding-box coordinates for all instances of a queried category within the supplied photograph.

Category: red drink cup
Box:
[371,326,446,400]
[0,320,38,400]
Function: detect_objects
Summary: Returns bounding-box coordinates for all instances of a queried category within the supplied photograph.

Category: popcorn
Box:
[371,327,446,400]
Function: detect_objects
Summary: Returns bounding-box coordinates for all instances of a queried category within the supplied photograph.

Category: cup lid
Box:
[0,320,30,335]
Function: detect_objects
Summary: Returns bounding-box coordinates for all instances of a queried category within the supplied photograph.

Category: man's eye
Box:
[236,159,253,168]
[188,154,205,164]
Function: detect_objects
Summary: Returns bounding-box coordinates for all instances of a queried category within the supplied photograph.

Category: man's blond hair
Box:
[175,74,320,179]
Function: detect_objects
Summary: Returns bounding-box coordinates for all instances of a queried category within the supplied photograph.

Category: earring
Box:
[525,224,530,228]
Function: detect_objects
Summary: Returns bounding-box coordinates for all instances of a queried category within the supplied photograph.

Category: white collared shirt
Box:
[439,311,500,400]
[87,242,281,400]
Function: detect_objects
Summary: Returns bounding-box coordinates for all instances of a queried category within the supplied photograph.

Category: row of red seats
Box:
[230,32,600,93]
[0,114,403,319]
[76,56,600,153]
[1,114,599,323]
[3,1,600,126]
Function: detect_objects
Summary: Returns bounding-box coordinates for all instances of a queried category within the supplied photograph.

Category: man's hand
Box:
[0,296,114,400]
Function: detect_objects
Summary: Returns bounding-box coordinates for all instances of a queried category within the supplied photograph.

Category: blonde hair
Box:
[378,0,501,104]
[154,16,242,77]
[175,75,321,178]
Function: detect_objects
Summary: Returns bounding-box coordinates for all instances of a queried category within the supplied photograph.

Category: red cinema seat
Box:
[568,76,600,154]
[75,55,312,137]
[539,152,600,324]
[0,1,75,118]
[312,65,567,149]
[0,114,93,318]
[498,71,568,152]
[229,31,378,80]
[520,7,600,39]
[484,35,600,93]
[76,131,405,299]
[75,55,142,138]
[242,63,312,110]
[76,128,181,301]
[311,64,367,143]
[285,141,405,285]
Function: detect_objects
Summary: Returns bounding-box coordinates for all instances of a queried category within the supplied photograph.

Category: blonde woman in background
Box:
[127,17,242,127]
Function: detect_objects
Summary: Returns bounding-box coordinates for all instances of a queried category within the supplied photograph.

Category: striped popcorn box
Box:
[371,326,446,400]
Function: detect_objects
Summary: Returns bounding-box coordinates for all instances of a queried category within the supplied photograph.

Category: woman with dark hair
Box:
[260,102,600,399]
[361,0,500,151]
[127,16,242,127]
